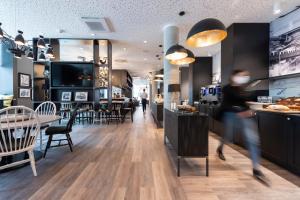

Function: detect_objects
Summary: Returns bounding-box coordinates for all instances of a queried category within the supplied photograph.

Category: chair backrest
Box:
[35,101,57,116]
[60,103,72,110]
[0,106,40,155]
[66,106,80,132]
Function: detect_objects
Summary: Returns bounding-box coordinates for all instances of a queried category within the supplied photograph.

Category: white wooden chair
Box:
[35,101,57,150]
[0,106,40,176]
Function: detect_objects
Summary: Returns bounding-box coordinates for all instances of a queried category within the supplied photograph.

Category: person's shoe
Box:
[216,146,226,161]
[253,169,270,186]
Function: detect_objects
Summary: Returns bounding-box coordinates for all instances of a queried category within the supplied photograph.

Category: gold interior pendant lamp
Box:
[165,44,188,60]
[186,18,227,47]
[170,49,195,65]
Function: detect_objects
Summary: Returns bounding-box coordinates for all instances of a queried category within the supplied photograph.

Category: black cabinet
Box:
[257,112,288,166]
[289,115,300,174]
[221,23,269,86]
[188,57,212,104]
[164,109,209,176]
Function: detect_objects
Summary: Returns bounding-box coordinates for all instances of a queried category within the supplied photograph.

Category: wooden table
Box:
[0,115,61,172]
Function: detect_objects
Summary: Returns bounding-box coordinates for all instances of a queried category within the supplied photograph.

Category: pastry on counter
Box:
[266,105,290,111]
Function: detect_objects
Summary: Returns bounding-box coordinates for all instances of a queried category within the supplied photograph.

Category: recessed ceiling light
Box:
[123,48,127,51]
[143,40,147,44]
[179,11,186,16]
[273,2,281,15]
[91,33,95,36]
[144,58,147,61]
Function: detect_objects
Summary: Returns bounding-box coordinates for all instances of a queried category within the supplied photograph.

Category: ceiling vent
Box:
[81,17,111,32]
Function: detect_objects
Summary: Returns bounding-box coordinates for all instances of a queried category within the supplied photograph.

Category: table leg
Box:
[177,156,181,177]
[206,157,209,177]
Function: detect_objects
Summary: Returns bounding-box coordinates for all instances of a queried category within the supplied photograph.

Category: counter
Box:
[151,102,163,128]
[164,109,209,176]
[199,103,300,175]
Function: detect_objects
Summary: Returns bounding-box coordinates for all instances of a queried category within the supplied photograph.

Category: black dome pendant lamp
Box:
[165,44,188,60]
[39,51,46,61]
[37,35,46,49]
[186,18,227,48]
[46,45,54,58]
[26,49,34,60]
[14,30,25,45]
[170,49,195,65]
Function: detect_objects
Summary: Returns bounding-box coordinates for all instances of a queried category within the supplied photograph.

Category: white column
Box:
[163,25,180,110]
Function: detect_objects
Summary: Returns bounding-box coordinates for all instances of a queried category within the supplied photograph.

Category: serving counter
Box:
[151,102,163,128]
[164,109,209,176]
[200,103,300,175]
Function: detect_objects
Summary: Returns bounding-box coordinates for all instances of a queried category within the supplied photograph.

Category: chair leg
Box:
[40,131,43,151]
[43,135,53,158]
[66,133,73,152]
[67,133,74,146]
[28,150,37,176]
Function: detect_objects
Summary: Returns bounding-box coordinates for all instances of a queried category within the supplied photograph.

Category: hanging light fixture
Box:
[26,49,34,59]
[37,35,46,49]
[46,45,54,58]
[14,52,22,59]
[165,44,188,60]
[170,49,195,65]
[14,30,25,45]
[153,77,163,82]
[0,23,3,38]
[186,18,227,47]
[39,51,46,61]
[155,69,164,78]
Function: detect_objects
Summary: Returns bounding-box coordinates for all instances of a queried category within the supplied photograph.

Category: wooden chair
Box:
[43,106,79,158]
[0,106,40,176]
[35,101,57,150]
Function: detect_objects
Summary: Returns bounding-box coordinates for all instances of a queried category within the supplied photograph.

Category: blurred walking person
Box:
[216,69,269,184]
[140,89,148,113]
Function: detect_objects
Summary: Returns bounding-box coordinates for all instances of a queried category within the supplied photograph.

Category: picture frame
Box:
[18,88,31,98]
[75,92,88,101]
[61,92,72,101]
[18,73,31,87]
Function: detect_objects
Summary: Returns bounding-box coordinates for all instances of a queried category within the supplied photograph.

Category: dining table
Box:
[0,114,61,173]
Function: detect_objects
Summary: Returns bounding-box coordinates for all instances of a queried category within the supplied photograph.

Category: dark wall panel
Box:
[221,23,269,85]
[189,57,212,104]
[180,67,189,101]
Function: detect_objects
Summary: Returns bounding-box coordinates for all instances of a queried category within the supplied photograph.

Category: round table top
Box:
[0,115,61,130]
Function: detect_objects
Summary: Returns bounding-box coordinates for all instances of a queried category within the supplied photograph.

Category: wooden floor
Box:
[1,107,300,200]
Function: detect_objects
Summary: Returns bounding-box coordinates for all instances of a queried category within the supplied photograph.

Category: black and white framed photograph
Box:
[61,92,72,101]
[75,92,88,101]
[18,88,31,98]
[270,10,300,78]
[18,73,31,87]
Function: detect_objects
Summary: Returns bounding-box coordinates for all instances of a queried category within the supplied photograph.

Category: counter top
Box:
[166,109,208,117]
[255,108,300,115]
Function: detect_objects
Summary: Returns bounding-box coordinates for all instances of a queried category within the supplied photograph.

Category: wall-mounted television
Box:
[51,62,93,87]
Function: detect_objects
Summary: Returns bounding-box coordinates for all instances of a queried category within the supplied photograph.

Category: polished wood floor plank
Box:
[0,107,299,200]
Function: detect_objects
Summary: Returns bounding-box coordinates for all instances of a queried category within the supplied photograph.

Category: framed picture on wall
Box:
[75,92,88,101]
[18,73,31,87]
[61,92,72,101]
[19,88,31,98]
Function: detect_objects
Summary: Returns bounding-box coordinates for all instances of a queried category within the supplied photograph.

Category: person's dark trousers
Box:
[142,99,147,112]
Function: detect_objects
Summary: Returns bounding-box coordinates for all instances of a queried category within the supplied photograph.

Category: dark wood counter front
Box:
[164,109,209,176]
[151,102,163,128]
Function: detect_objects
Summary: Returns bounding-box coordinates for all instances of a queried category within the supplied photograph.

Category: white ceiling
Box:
[0,0,299,77]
